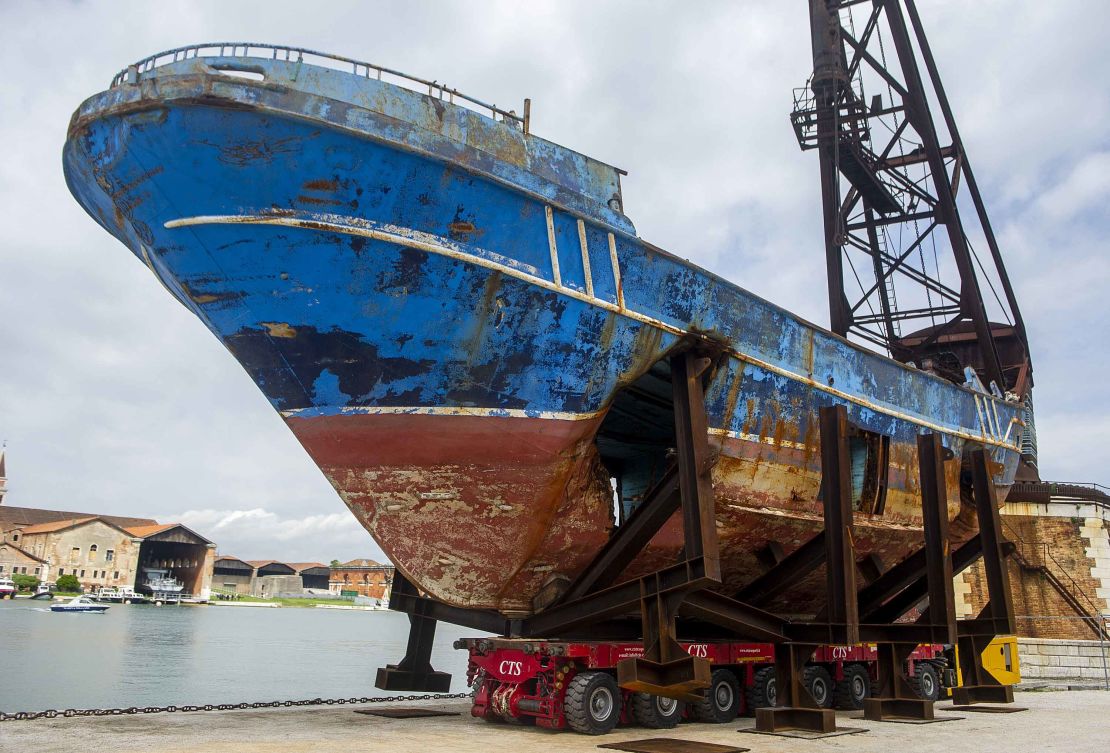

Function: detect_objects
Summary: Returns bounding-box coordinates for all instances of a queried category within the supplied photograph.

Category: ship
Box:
[139,568,184,596]
[63,43,1026,617]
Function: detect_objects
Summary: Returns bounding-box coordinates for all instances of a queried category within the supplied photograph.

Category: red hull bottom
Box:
[289,412,971,614]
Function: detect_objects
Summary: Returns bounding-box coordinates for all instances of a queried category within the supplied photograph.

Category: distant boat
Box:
[94,587,147,604]
[139,568,184,596]
[51,595,109,613]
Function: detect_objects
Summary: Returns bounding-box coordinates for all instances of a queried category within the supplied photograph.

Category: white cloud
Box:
[1035,152,1110,221]
[175,507,381,562]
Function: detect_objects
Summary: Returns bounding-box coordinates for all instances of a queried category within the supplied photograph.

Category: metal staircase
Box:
[1002,520,1110,640]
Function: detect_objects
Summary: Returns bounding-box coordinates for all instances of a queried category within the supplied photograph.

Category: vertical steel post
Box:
[951,448,1016,705]
[970,448,1016,634]
[672,351,720,581]
[917,432,957,643]
[374,574,451,692]
[818,405,858,644]
[755,643,835,733]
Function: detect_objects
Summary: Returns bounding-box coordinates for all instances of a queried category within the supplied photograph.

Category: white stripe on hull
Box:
[166,211,1023,452]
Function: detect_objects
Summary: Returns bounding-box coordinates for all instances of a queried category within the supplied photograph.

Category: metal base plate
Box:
[354,707,460,719]
[598,739,749,753]
[852,715,962,724]
[374,666,452,693]
[943,705,1028,713]
[740,726,867,740]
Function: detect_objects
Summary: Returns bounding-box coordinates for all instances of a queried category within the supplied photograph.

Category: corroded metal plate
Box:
[598,739,749,753]
[353,707,459,719]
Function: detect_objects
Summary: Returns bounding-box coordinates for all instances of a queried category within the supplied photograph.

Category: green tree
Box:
[329,559,341,568]
[55,574,81,593]
[12,574,39,592]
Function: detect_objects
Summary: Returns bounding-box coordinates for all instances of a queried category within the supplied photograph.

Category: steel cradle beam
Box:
[735,531,826,606]
[556,467,679,605]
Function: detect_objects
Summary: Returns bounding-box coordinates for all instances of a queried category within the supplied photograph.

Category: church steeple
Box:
[0,446,7,505]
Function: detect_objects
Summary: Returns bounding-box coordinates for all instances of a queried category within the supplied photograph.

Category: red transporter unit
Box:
[460,637,950,735]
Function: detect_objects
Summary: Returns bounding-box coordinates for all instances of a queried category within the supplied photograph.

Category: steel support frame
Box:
[373,374,1001,721]
[374,349,739,699]
[374,573,453,692]
[951,448,1016,706]
[864,432,955,721]
[754,404,858,732]
[755,643,836,733]
[538,349,723,700]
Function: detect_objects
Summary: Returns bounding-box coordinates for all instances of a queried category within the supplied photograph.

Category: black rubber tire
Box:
[803,665,834,709]
[631,692,683,729]
[911,662,941,702]
[746,666,777,714]
[565,672,621,735]
[692,668,742,723]
[834,663,871,710]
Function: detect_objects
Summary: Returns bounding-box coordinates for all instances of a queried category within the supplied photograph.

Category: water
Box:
[0,600,485,712]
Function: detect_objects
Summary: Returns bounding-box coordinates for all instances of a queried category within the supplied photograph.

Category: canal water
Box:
[0,600,485,712]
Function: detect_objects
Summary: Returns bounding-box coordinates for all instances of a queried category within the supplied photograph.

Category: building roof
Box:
[17,517,99,535]
[287,562,328,573]
[335,558,389,568]
[0,505,157,532]
[246,560,297,574]
[123,523,178,538]
[214,555,253,568]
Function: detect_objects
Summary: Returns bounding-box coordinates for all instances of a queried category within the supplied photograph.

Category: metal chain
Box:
[0,692,470,722]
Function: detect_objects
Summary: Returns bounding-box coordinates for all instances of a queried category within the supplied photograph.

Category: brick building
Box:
[956,485,1110,641]
[329,558,394,600]
[0,540,48,581]
[1,506,216,597]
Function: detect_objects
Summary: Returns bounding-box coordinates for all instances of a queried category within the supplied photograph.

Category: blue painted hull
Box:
[63,49,1024,613]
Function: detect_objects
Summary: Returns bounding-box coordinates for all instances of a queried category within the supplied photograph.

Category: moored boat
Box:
[62,43,1027,617]
[94,586,147,604]
[139,569,184,597]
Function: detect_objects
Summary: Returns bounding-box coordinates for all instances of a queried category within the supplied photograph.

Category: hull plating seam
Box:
[166,210,1023,452]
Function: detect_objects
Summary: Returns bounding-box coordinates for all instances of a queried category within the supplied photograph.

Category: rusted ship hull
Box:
[63,46,1025,615]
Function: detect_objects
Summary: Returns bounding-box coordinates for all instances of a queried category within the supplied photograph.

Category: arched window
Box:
[343,574,350,583]
[88,544,98,562]
[362,573,369,583]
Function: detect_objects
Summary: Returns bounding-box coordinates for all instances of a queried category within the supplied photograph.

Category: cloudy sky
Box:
[1,1,1107,564]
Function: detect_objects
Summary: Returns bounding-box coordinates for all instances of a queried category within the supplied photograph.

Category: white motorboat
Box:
[50,595,109,613]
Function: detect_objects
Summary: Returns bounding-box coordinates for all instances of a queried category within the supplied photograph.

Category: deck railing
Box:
[111,42,531,133]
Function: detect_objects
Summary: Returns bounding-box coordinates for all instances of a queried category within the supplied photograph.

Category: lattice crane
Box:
[792,0,1033,412]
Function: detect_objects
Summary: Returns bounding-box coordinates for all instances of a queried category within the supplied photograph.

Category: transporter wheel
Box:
[692,669,741,723]
[803,665,834,708]
[834,664,870,710]
[747,666,777,713]
[565,671,621,735]
[834,664,871,710]
[911,662,941,702]
[632,692,683,729]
